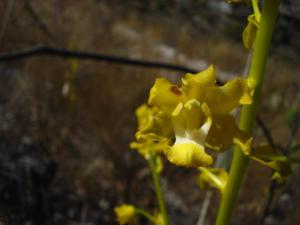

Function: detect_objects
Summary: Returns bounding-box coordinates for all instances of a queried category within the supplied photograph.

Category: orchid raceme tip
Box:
[243,14,260,50]
[114,204,137,225]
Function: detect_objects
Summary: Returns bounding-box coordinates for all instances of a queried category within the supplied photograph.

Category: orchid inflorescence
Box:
[115,65,298,225]
[114,1,299,224]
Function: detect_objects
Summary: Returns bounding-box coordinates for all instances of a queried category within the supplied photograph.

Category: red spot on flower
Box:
[170,86,182,95]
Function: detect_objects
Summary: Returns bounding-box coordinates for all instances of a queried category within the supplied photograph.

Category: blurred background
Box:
[0,0,299,225]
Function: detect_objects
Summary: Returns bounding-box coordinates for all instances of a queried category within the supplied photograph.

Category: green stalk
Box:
[148,153,170,225]
[252,0,261,22]
[215,1,281,225]
[135,208,156,223]
[199,167,224,192]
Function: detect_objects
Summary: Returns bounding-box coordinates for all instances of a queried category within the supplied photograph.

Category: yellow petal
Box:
[181,65,216,100]
[204,78,252,114]
[206,115,252,153]
[182,65,216,86]
[136,104,152,130]
[130,134,170,158]
[148,78,186,114]
[164,142,213,167]
[223,78,253,105]
[135,104,173,138]
[114,204,137,225]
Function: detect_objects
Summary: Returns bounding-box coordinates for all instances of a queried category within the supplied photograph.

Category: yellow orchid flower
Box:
[130,104,173,158]
[148,65,253,167]
[114,204,137,225]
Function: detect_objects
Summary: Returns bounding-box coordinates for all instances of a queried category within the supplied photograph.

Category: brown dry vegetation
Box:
[0,1,299,225]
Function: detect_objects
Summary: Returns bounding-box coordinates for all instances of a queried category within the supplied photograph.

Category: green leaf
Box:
[288,142,300,154]
[285,107,299,128]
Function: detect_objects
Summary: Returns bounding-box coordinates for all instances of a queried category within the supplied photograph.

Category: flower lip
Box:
[164,142,213,167]
[165,103,213,167]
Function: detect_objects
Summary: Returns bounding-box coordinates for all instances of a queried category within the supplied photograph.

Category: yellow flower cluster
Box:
[131,66,253,167]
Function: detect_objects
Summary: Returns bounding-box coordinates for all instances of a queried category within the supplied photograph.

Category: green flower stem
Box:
[135,208,156,223]
[148,152,170,225]
[215,1,281,225]
[252,0,261,22]
[199,167,224,191]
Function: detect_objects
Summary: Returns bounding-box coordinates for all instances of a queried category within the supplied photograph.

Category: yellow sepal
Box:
[135,104,173,139]
[148,78,186,114]
[206,115,252,153]
[204,78,252,115]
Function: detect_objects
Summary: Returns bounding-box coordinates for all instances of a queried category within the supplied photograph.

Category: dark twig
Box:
[24,0,54,40]
[285,111,300,152]
[0,45,279,149]
[0,44,199,74]
[256,115,277,150]
[259,181,277,225]
[0,0,16,43]
[0,45,277,145]
[259,112,300,224]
